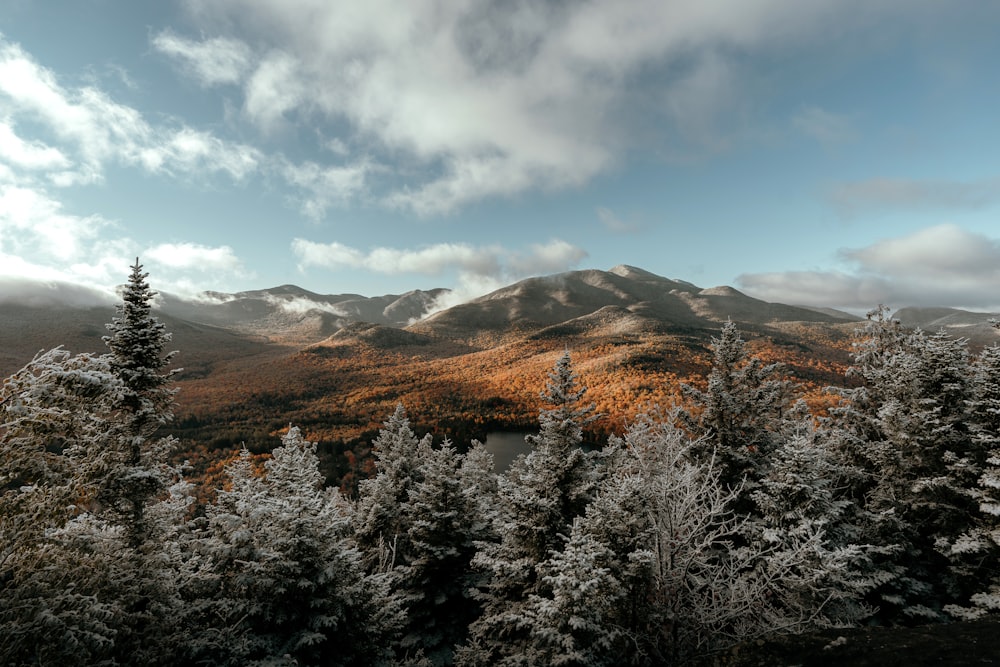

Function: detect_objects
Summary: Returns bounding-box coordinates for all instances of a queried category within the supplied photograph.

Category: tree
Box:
[680,320,790,497]
[400,439,488,665]
[604,412,854,664]
[95,257,180,549]
[187,427,399,666]
[0,349,121,664]
[460,351,601,665]
[354,403,433,573]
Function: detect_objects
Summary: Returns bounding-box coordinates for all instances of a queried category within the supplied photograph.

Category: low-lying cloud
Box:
[737,224,1000,312]
[292,238,588,316]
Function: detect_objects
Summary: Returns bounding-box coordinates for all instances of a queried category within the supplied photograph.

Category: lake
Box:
[483,431,532,471]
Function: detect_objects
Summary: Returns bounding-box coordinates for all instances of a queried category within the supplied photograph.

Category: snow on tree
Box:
[750,411,875,628]
[0,349,122,664]
[943,342,1000,620]
[679,320,790,498]
[825,307,996,623]
[94,257,180,550]
[186,427,399,666]
[398,439,489,665]
[354,403,434,573]
[617,413,856,663]
[522,521,626,667]
[459,351,602,665]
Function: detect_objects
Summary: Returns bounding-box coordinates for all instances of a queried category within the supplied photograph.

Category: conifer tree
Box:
[0,349,121,664]
[188,427,398,666]
[94,257,180,549]
[459,351,601,665]
[400,439,486,664]
[680,320,789,497]
[354,403,434,572]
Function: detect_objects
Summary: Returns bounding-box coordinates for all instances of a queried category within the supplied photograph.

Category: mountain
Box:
[155,285,449,344]
[893,306,1000,348]
[409,265,855,344]
[0,264,889,453]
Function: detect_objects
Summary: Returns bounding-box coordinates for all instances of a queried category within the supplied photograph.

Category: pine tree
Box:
[0,349,121,664]
[187,427,399,666]
[354,403,434,573]
[460,351,601,665]
[400,439,487,665]
[96,258,179,549]
[680,320,790,497]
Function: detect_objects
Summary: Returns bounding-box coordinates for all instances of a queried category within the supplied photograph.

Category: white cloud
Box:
[243,50,307,131]
[737,224,1000,311]
[151,30,253,87]
[0,119,71,171]
[0,36,261,188]
[292,237,587,284]
[0,184,108,260]
[0,274,116,308]
[281,159,373,220]
[145,242,243,272]
[177,0,891,214]
[596,206,641,233]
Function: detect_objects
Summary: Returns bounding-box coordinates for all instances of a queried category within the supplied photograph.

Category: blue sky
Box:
[2,0,1000,313]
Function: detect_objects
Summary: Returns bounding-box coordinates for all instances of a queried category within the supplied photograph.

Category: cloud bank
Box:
[292,238,588,312]
[159,0,909,215]
[738,224,1000,312]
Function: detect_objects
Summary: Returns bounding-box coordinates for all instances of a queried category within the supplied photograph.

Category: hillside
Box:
[2,265,866,461]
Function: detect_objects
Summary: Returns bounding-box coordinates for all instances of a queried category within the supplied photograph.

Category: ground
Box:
[714,618,1000,666]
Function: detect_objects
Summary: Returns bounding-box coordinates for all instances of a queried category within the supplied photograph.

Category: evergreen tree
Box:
[96,257,180,549]
[400,439,487,665]
[354,403,433,573]
[459,352,601,665]
[187,427,399,666]
[680,320,790,497]
[0,349,121,664]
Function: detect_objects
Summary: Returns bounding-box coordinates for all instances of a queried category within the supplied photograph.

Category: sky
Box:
[2,0,1000,314]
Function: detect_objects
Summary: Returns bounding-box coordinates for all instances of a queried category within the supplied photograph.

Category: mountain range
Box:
[3,265,998,450]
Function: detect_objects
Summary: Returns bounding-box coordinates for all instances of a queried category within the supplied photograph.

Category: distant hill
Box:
[893,306,1000,348]
[13,264,975,453]
[409,265,853,345]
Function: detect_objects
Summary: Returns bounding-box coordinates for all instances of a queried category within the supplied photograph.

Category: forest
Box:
[4,262,1000,666]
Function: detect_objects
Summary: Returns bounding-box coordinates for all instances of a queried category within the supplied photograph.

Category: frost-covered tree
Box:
[751,413,874,628]
[459,351,601,665]
[0,349,122,664]
[680,320,790,497]
[612,413,854,663]
[94,258,180,549]
[186,427,398,666]
[354,403,434,573]
[398,439,489,665]
[1,258,188,666]
[826,307,992,623]
[943,342,1000,619]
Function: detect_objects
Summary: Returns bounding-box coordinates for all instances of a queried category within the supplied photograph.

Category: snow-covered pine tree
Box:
[459,351,601,666]
[523,520,626,667]
[827,307,991,623]
[943,342,1000,619]
[0,349,121,664]
[354,403,434,573]
[680,320,790,500]
[750,409,874,628]
[95,258,180,549]
[186,427,399,666]
[399,439,488,665]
